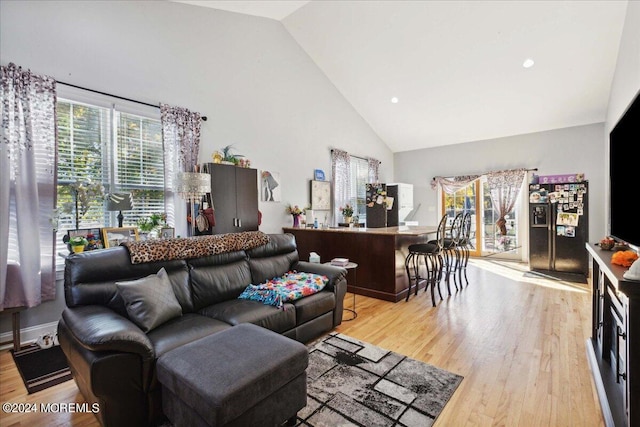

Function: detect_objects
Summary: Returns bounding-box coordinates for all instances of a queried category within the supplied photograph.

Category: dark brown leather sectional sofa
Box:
[57,233,347,427]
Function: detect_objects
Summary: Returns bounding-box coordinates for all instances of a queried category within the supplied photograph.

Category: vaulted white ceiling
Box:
[174,1,628,152]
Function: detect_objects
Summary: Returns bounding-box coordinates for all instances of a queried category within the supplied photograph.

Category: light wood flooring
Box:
[0,259,603,426]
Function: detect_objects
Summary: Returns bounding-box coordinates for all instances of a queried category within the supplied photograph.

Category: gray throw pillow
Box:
[116,267,182,332]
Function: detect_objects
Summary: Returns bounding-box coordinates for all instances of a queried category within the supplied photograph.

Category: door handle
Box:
[617,326,627,341]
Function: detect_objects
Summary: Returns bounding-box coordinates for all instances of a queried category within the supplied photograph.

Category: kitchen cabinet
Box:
[586,243,640,427]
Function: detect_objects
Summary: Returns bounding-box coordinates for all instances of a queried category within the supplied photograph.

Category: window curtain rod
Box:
[432,167,537,181]
[330,149,381,164]
[57,81,207,121]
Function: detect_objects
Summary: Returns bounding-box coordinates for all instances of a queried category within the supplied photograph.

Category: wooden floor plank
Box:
[0,259,603,426]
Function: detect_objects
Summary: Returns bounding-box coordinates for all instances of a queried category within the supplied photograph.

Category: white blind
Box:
[116,112,165,226]
[350,157,369,220]
[55,99,166,268]
[56,100,109,231]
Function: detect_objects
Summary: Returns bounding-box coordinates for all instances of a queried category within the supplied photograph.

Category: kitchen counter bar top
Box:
[283,225,437,236]
[283,225,437,302]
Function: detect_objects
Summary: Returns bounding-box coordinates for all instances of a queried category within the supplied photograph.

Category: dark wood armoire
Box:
[200,163,259,234]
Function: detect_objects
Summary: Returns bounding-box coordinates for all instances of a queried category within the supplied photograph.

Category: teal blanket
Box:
[238,271,328,308]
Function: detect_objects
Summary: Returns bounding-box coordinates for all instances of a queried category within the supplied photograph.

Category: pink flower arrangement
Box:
[286,204,305,216]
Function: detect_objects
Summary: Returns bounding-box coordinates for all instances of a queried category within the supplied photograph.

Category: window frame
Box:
[55,90,166,269]
[349,156,369,223]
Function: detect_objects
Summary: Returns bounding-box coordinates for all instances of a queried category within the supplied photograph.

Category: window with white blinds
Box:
[349,157,369,221]
[116,113,165,225]
[56,98,166,268]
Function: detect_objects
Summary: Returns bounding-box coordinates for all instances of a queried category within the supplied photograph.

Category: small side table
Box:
[325,261,358,321]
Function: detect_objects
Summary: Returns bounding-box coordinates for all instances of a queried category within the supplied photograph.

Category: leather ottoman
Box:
[157,323,308,427]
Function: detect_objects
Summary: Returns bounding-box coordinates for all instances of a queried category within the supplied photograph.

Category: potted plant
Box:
[137,213,165,239]
[341,204,354,223]
[69,236,88,253]
[220,144,244,165]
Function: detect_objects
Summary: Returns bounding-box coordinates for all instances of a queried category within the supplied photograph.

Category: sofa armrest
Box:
[293,261,348,326]
[61,305,154,360]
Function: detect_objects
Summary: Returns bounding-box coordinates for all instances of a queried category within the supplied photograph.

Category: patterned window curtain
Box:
[487,168,527,235]
[331,149,350,226]
[1,63,57,310]
[160,104,202,238]
[367,157,381,183]
[431,175,481,194]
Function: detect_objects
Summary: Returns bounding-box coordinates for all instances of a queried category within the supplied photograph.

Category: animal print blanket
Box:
[122,231,270,264]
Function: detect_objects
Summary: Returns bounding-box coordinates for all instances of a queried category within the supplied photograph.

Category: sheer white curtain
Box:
[160,103,202,237]
[1,63,57,310]
[331,149,351,226]
[368,157,381,183]
[431,175,481,194]
[487,168,527,235]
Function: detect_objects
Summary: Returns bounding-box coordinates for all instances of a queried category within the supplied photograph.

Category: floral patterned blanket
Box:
[122,231,270,264]
[238,271,328,308]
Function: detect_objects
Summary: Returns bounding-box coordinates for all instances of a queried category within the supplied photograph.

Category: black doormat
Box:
[11,344,73,394]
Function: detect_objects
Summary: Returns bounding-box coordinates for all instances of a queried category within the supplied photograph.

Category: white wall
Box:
[0,0,392,332]
[0,0,393,233]
[604,1,640,234]
[393,123,606,246]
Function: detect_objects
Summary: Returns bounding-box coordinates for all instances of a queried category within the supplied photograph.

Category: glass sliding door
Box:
[442,181,480,257]
[441,177,526,260]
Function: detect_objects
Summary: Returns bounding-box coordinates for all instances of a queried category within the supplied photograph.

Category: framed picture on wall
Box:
[261,170,281,202]
[310,180,331,210]
[66,228,103,250]
[160,227,175,239]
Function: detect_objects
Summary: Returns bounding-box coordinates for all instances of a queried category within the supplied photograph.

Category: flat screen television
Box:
[609,88,640,251]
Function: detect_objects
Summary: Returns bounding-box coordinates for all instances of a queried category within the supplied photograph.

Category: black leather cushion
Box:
[64,246,191,314]
[116,268,182,333]
[199,299,296,333]
[291,291,335,324]
[188,251,253,311]
[147,313,231,358]
[247,234,299,284]
[427,238,455,248]
[408,243,439,253]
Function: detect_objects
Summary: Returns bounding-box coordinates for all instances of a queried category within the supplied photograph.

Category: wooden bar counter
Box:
[283,226,437,302]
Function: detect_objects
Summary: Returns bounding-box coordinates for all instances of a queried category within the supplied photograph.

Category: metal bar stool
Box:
[456,212,472,287]
[404,242,442,306]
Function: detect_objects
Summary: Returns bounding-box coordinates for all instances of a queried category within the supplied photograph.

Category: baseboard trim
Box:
[0,321,58,351]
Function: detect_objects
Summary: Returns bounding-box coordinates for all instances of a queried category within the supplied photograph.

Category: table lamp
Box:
[106,193,133,227]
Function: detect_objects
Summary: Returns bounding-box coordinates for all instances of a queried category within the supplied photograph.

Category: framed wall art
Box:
[310,180,331,210]
[261,170,281,202]
[101,227,139,248]
[66,228,103,250]
[160,227,175,239]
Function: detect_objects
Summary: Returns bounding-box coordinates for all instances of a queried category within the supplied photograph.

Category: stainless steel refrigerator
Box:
[528,181,589,281]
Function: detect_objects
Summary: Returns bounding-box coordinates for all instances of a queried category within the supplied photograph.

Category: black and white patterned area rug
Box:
[297,333,463,427]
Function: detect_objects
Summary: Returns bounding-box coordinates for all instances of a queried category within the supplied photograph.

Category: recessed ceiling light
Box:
[523,58,535,68]
[391,97,399,104]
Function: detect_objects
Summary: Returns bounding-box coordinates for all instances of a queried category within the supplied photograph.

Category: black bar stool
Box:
[404,242,442,306]
[404,214,448,306]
